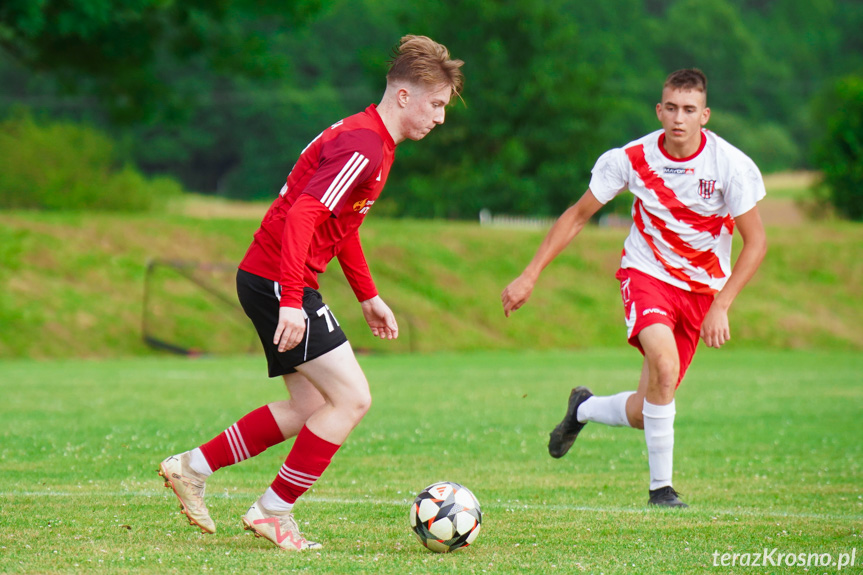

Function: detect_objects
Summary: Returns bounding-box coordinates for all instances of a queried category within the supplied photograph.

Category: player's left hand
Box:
[361,296,399,340]
[501,274,536,317]
[700,302,731,348]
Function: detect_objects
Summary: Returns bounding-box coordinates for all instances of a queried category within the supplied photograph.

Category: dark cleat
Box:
[648,486,689,508]
[548,386,593,458]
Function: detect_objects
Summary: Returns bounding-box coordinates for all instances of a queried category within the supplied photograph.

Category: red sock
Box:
[199,405,284,472]
[271,425,340,504]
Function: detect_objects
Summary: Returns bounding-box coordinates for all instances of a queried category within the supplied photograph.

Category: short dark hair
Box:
[387,35,464,101]
[664,68,708,97]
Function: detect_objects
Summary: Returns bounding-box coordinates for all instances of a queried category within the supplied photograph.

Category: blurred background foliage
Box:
[0,0,861,217]
[0,110,181,211]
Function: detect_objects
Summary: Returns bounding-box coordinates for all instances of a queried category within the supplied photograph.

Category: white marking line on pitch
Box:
[4,490,860,522]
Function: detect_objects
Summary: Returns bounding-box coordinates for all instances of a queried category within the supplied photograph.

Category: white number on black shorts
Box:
[316,305,340,333]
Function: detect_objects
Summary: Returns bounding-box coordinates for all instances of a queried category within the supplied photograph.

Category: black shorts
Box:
[236,269,348,377]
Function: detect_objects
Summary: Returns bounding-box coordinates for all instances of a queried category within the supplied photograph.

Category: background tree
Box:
[364,0,618,218]
[2,0,863,217]
[0,0,322,121]
[0,0,326,195]
[812,75,863,221]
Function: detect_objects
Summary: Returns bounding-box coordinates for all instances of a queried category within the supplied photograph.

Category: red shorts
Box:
[615,267,714,386]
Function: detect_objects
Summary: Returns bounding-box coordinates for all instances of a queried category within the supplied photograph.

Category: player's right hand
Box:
[274,306,306,352]
[501,274,535,317]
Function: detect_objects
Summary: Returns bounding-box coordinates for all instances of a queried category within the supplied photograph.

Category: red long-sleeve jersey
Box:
[239,104,396,308]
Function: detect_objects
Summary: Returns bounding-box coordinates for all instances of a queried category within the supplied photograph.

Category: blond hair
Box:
[387,35,464,101]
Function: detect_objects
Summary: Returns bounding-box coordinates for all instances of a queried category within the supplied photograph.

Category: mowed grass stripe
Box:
[6,491,861,523]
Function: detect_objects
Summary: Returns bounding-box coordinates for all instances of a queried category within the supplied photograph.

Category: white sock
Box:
[577,392,634,427]
[642,399,675,491]
[259,487,294,513]
[188,448,213,478]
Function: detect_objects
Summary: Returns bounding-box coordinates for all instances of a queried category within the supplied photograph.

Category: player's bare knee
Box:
[657,356,679,379]
[345,393,371,424]
[357,390,372,417]
[335,384,371,423]
[651,357,678,395]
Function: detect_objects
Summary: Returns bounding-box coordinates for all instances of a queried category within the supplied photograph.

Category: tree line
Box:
[1,0,861,218]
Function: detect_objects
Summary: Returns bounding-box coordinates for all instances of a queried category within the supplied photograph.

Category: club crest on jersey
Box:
[698,179,717,199]
[353,198,374,214]
[664,167,695,175]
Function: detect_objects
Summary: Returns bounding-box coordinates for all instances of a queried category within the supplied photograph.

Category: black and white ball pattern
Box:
[409,481,482,553]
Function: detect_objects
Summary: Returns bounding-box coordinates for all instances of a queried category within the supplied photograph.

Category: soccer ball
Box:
[409,481,482,553]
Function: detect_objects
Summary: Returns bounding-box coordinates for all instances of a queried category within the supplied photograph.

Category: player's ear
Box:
[398,87,410,108]
[701,107,711,126]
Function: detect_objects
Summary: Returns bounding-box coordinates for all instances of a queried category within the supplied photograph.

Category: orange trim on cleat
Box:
[157,453,216,534]
[241,500,322,551]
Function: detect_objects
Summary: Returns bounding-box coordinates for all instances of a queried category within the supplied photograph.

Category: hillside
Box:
[0,180,860,358]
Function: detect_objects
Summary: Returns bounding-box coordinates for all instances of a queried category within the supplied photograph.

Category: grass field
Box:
[2,207,862,360]
[2,349,861,574]
[1,170,862,360]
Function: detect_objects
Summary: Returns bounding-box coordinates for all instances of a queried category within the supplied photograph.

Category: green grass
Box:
[0,209,862,359]
[2,349,861,574]
[761,171,819,200]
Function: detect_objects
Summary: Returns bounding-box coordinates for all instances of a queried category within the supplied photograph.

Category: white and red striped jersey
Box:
[589,129,765,294]
[239,104,396,307]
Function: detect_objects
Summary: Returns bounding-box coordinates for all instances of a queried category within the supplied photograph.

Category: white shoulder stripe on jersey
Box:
[321,152,369,209]
[321,152,370,211]
[326,158,368,210]
[320,152,362,206]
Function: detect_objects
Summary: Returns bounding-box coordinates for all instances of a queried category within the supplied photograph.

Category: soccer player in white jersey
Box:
[501,69,767,507]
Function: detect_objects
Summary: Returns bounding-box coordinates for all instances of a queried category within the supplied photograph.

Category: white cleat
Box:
[241,499,322,551]
[158,452,216,534]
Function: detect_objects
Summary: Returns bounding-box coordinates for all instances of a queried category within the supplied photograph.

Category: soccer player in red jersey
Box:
[159,35,464,549]
[501,69,767,507]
